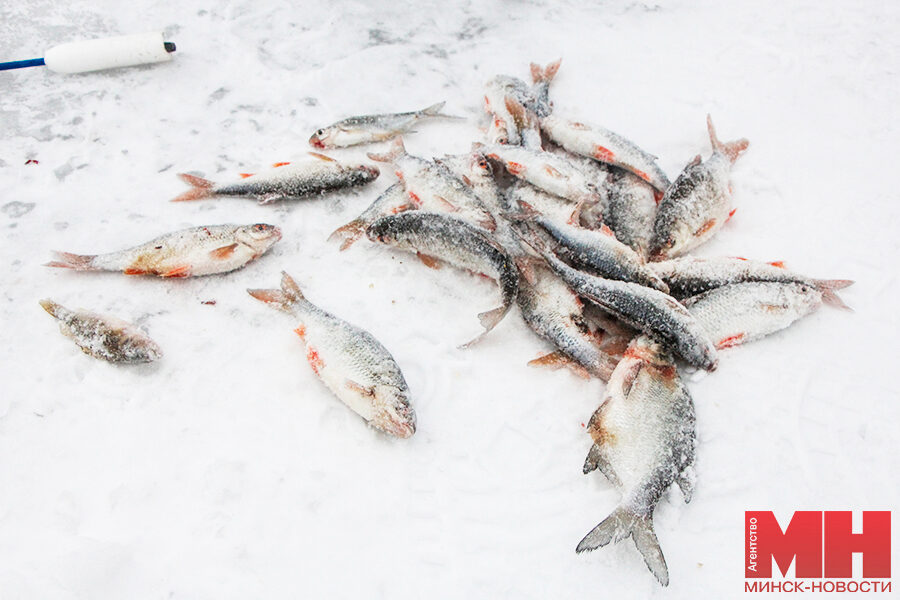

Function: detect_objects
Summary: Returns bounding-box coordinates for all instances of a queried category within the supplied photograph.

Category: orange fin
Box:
[506,161,526,175]
[306,346,324,375]
[417,252,441,269]
[173,173,215,202]
[707,115,749,163]
[693,218,717,237]
[272,161,291,168]
[544,165,563,178]
[433,195,459,212]
[45,251,97,271]
[716,333,746,349]
[307,152,336,162]
[593,145,615,162]
[294,324,306,340]
[239,173,254,179]
[123,267,147,275]
[162,265,191,278]
[527,351,591,379]
[210,243,238,259]
[767,260,786,269]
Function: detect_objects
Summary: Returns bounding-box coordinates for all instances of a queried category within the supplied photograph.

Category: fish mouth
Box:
[382,419,416,439]
[309,137,326,149]
[270,226,283,242]
[362,165,380,178]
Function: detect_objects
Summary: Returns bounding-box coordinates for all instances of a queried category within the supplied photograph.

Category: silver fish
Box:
[40,299,162,363]
[527,245,718,371]
[308,101,460,149]
[366,212,519,347]
[510,206,669,292]
[173,153,379,204]
[649,256,853,306]
[248,272,416,438]
[45,223,281,278]
[578,335,696,587]
[367,138,497,231]
[328,183,410,251]
[603,168,658,259]
[518,263,620,380]
[648,116,749,260]
[541,114,671,195]
[683,281,830,350]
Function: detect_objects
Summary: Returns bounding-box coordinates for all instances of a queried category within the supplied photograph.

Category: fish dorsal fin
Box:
[768,260,786,269]
[272,161,291,168]
[239,173,254,179]
[307,152,336,162]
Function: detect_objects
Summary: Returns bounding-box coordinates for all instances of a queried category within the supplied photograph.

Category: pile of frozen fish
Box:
[41,60,852,586]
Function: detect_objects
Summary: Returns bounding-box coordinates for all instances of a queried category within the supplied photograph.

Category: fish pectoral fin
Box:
[693,218,717,237]
[307,152,336,162]
[161,265,191,278]
[583,443,623,487]
[433,195,459,212]
[258,193,286,205]
[676,465,696,503]
[527,351,591,379]
[345,380,375,397]
[209,243,239,259]
[620,362,644,397]
[272,161,291,168]
[239,173,254,179]
[416,252,442,269]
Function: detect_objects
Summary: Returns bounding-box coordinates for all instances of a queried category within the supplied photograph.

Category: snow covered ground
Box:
[1,0,898,597]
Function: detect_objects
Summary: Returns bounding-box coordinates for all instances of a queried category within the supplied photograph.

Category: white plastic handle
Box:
[43,32,174,74]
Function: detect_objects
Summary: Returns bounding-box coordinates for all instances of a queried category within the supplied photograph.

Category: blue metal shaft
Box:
[0,57,46,71]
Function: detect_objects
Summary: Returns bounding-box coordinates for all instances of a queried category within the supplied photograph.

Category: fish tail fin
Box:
[327,218,367,251]
[418,101,464,120]
[503,200,540,222]
[813,279,854,310]
[530,59,562,84]
[45,251,98,270]
[458,304,512,349]
[247,272,305,311]
[367,137,406,163]
[39,298,62,318]
[576,506,669,586]
[172,173,215,202]
[706,115,749,164]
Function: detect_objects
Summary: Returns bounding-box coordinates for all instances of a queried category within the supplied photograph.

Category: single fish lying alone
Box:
[603,168,659,259]
[527,245,718,371]
[578,335,697,587]
[518,263,620,380]
[482,143,603,216]
[682,281,835,350]
[367,138,497,231]
[509,204,669,292]
[366,212,519,347]
[46,223,281,278]
[328,183,409,251]
[648,116,749,260]
[541,114,671,195]
[248,272,416,438]
[649,256,853,305]
[173,153,380,204]
[40,299,162,363]
[308,101,461,149]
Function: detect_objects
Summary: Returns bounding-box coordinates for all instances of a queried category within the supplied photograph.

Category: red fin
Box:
[123,267,147,275]
[294,324,306,340]
[367,137,406,163]
[162,265,191,278]
[732,256,748,261]
[716,333,746,349]
[767,260,786,269]
[707,114,749,163]
[272,161,291,168]
[599,223,615,237]
[328,219,366,251]
[407,190,422,207]
[506,161,526,175]
[693,218,717,237]
[593,145,615,162]
[813,279,854,311]
[433,195,459,212]
[528,351,590,379]
[544,165,563,178]
[239,173,254,179]
[306,346,324,375]
[307,152,337,162]
[173,173,215,202]
[210,243,238,259]
[727,208,737,221]
[417,252,441,269]
[45,251,97,271]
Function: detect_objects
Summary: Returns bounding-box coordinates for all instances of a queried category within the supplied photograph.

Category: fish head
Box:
[236,223,282,254]
[468,151,494,178]
[786,283,824,315]
[348,163,381,184]
[308,127,334,149]
[365,216,401,245]
[372,385,416,438]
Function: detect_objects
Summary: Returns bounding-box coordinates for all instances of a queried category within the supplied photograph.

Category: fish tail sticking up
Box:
[706,115,749,164]
[247,271,306,311]
[418,101,464,120]
[367,137,407,163]
[45,251,98,270]
[172,173,215,202]
[327,218,367,251]
[813,279,854,310]
[576,505,669,587]
[458,304,512,349]
[530,59,562,84]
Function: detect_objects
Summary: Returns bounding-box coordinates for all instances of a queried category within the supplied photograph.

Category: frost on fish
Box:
[517,264,620,380]
[308,101,461,149]
[248,272,416,438]
[328,183,410,251]
[368,138,497,231]
[683,281,830,350]
[46,224,281,278]
[578,335,696,587]
[172,153,380,203]
[603,168,658,259]
[482,61,559,147]
[648,115,749,260]
[540,114,671,194]
[40,300,162,363]
[649,255,853,304]
[366,212,519,347]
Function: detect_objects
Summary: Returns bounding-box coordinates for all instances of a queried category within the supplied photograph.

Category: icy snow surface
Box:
[1,1,898,598]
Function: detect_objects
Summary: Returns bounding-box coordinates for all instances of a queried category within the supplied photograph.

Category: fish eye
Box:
[316,129,324,136]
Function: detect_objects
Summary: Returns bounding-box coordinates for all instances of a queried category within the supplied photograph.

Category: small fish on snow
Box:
[308,101,461,149]
[248,272,416,438]
[45,223,281,278]
[40,299,162,363]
